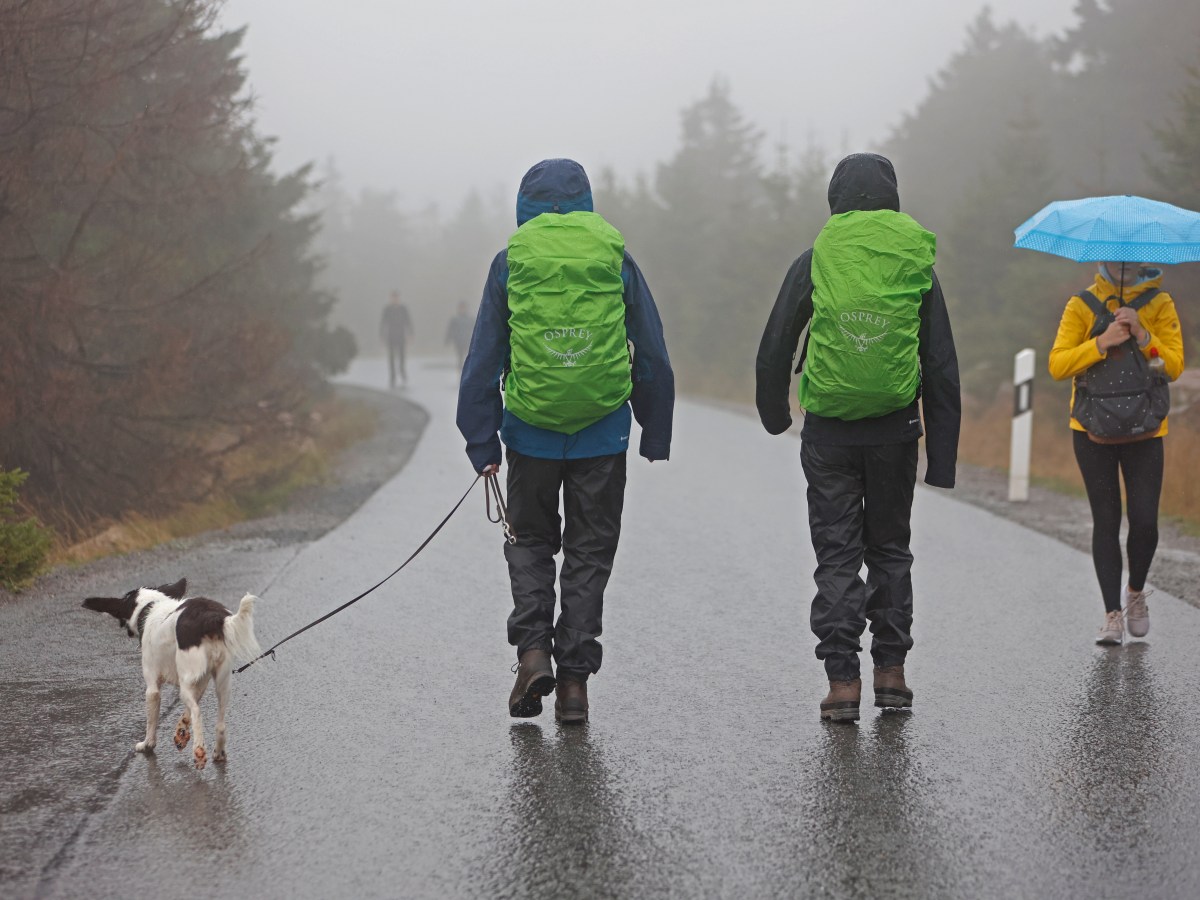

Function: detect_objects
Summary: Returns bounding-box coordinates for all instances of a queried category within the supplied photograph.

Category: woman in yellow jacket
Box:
[1049,262,1185,645]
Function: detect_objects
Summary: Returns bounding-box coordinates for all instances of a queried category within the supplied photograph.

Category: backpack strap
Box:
[1125,287,1160,312]
[1077,289,1109,318]
[1078,290,1113,338]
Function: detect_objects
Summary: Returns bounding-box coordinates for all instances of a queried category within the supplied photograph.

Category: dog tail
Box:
[224,594,262,663]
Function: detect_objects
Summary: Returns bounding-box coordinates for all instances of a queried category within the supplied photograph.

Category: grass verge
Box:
[51,395,378,567]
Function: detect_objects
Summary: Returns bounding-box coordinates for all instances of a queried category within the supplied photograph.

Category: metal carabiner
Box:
[485,473,517,544]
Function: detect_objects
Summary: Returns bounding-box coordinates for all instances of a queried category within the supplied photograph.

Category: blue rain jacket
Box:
[456,159,674,472]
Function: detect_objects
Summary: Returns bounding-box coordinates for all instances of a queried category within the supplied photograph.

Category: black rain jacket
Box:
[754,153,961,488]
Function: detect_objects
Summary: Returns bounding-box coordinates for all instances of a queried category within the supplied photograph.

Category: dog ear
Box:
[156,578,187,599]
[82,596,135,620]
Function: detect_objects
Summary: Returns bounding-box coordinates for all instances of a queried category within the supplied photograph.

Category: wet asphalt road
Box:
[4,358,1200,899]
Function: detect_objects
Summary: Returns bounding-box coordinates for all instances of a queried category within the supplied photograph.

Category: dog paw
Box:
[193,746,207,770]
[173,723,191,750]
[134,741,155,754]
[213,748,227,764]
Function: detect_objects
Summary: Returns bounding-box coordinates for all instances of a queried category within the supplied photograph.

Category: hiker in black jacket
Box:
[756,153,961,722]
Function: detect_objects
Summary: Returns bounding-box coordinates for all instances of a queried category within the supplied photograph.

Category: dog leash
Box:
[235,471,516,674]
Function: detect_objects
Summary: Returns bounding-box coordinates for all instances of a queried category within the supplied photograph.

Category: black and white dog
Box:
[82,579,260,769]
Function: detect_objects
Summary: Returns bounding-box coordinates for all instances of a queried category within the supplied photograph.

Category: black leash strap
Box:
[235,473,487,674]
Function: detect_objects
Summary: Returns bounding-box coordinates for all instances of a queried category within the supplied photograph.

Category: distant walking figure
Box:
[756,153,961,723]
[456,158,674,724]
[445,301,474,374]
[1048,261,1184,645]
[381,290,412,388]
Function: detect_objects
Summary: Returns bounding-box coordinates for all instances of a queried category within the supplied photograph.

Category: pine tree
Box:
[1148,60,1200,209]
[646,80,778,396]
[1147,57,1200,356]
[0,0,353,528]
[0,470,53,592]
[942,100,1070,396]
[1049,0,1200,195]
[886,11,1055,226]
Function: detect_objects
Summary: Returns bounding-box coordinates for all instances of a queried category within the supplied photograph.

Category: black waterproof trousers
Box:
[503,448,626,682]
[800,440,918,681]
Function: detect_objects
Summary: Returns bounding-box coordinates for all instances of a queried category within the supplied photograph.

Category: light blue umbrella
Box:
[1013,194,1200,264]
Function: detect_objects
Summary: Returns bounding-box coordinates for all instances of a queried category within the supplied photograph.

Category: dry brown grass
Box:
[52,396,379,566]
[960,384,1200,526]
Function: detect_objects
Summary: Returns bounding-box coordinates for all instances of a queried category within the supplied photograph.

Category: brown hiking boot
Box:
[873,665,913,709]
[509,649,556,718]
[554,678,589,724]
[819,678,861,722]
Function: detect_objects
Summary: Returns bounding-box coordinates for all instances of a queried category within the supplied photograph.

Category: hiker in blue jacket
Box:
[457,158,674,723]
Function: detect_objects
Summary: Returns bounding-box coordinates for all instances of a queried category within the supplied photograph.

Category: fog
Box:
[6,0,1198,556]
[217,0,1080,206]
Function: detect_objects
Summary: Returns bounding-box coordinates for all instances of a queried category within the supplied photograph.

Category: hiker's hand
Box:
[1097,319,1130,352]
[481,464,499,476]
[1113,307,1147,345]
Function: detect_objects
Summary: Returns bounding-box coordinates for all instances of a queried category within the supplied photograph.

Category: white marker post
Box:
[1009,348,1036,502]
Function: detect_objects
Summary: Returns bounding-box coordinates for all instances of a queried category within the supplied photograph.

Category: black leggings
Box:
[1072,431,1163,612]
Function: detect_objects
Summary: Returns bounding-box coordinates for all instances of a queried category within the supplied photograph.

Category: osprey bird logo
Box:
[547,343,593,367]
[838,323,888,353]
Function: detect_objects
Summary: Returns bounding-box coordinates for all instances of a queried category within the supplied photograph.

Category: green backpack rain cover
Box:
[504,211,632,434]
[798,209,936,420]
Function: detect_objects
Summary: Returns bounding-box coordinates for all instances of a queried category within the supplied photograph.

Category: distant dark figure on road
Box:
[1048,262,1184,645]
[444,302,474,374]
[756,153,961,723]
[457,158,674,724]
[380,290,412,389]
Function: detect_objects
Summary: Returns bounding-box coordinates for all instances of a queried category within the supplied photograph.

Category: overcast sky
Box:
[217,1,1081,211]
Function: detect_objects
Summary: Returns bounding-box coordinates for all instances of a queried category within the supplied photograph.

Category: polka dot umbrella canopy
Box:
[1013,194,1200,264]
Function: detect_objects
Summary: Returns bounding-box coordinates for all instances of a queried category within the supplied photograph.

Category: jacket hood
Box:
[827,153,900,215]
[1092,265,1164,302]
[516,158,593,226]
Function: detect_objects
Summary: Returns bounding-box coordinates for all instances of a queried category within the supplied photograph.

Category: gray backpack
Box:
[1072,289,1169,441]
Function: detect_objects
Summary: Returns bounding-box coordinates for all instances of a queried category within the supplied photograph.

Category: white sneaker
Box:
[1125,588,1152,638]
[1095,609,1124,645]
